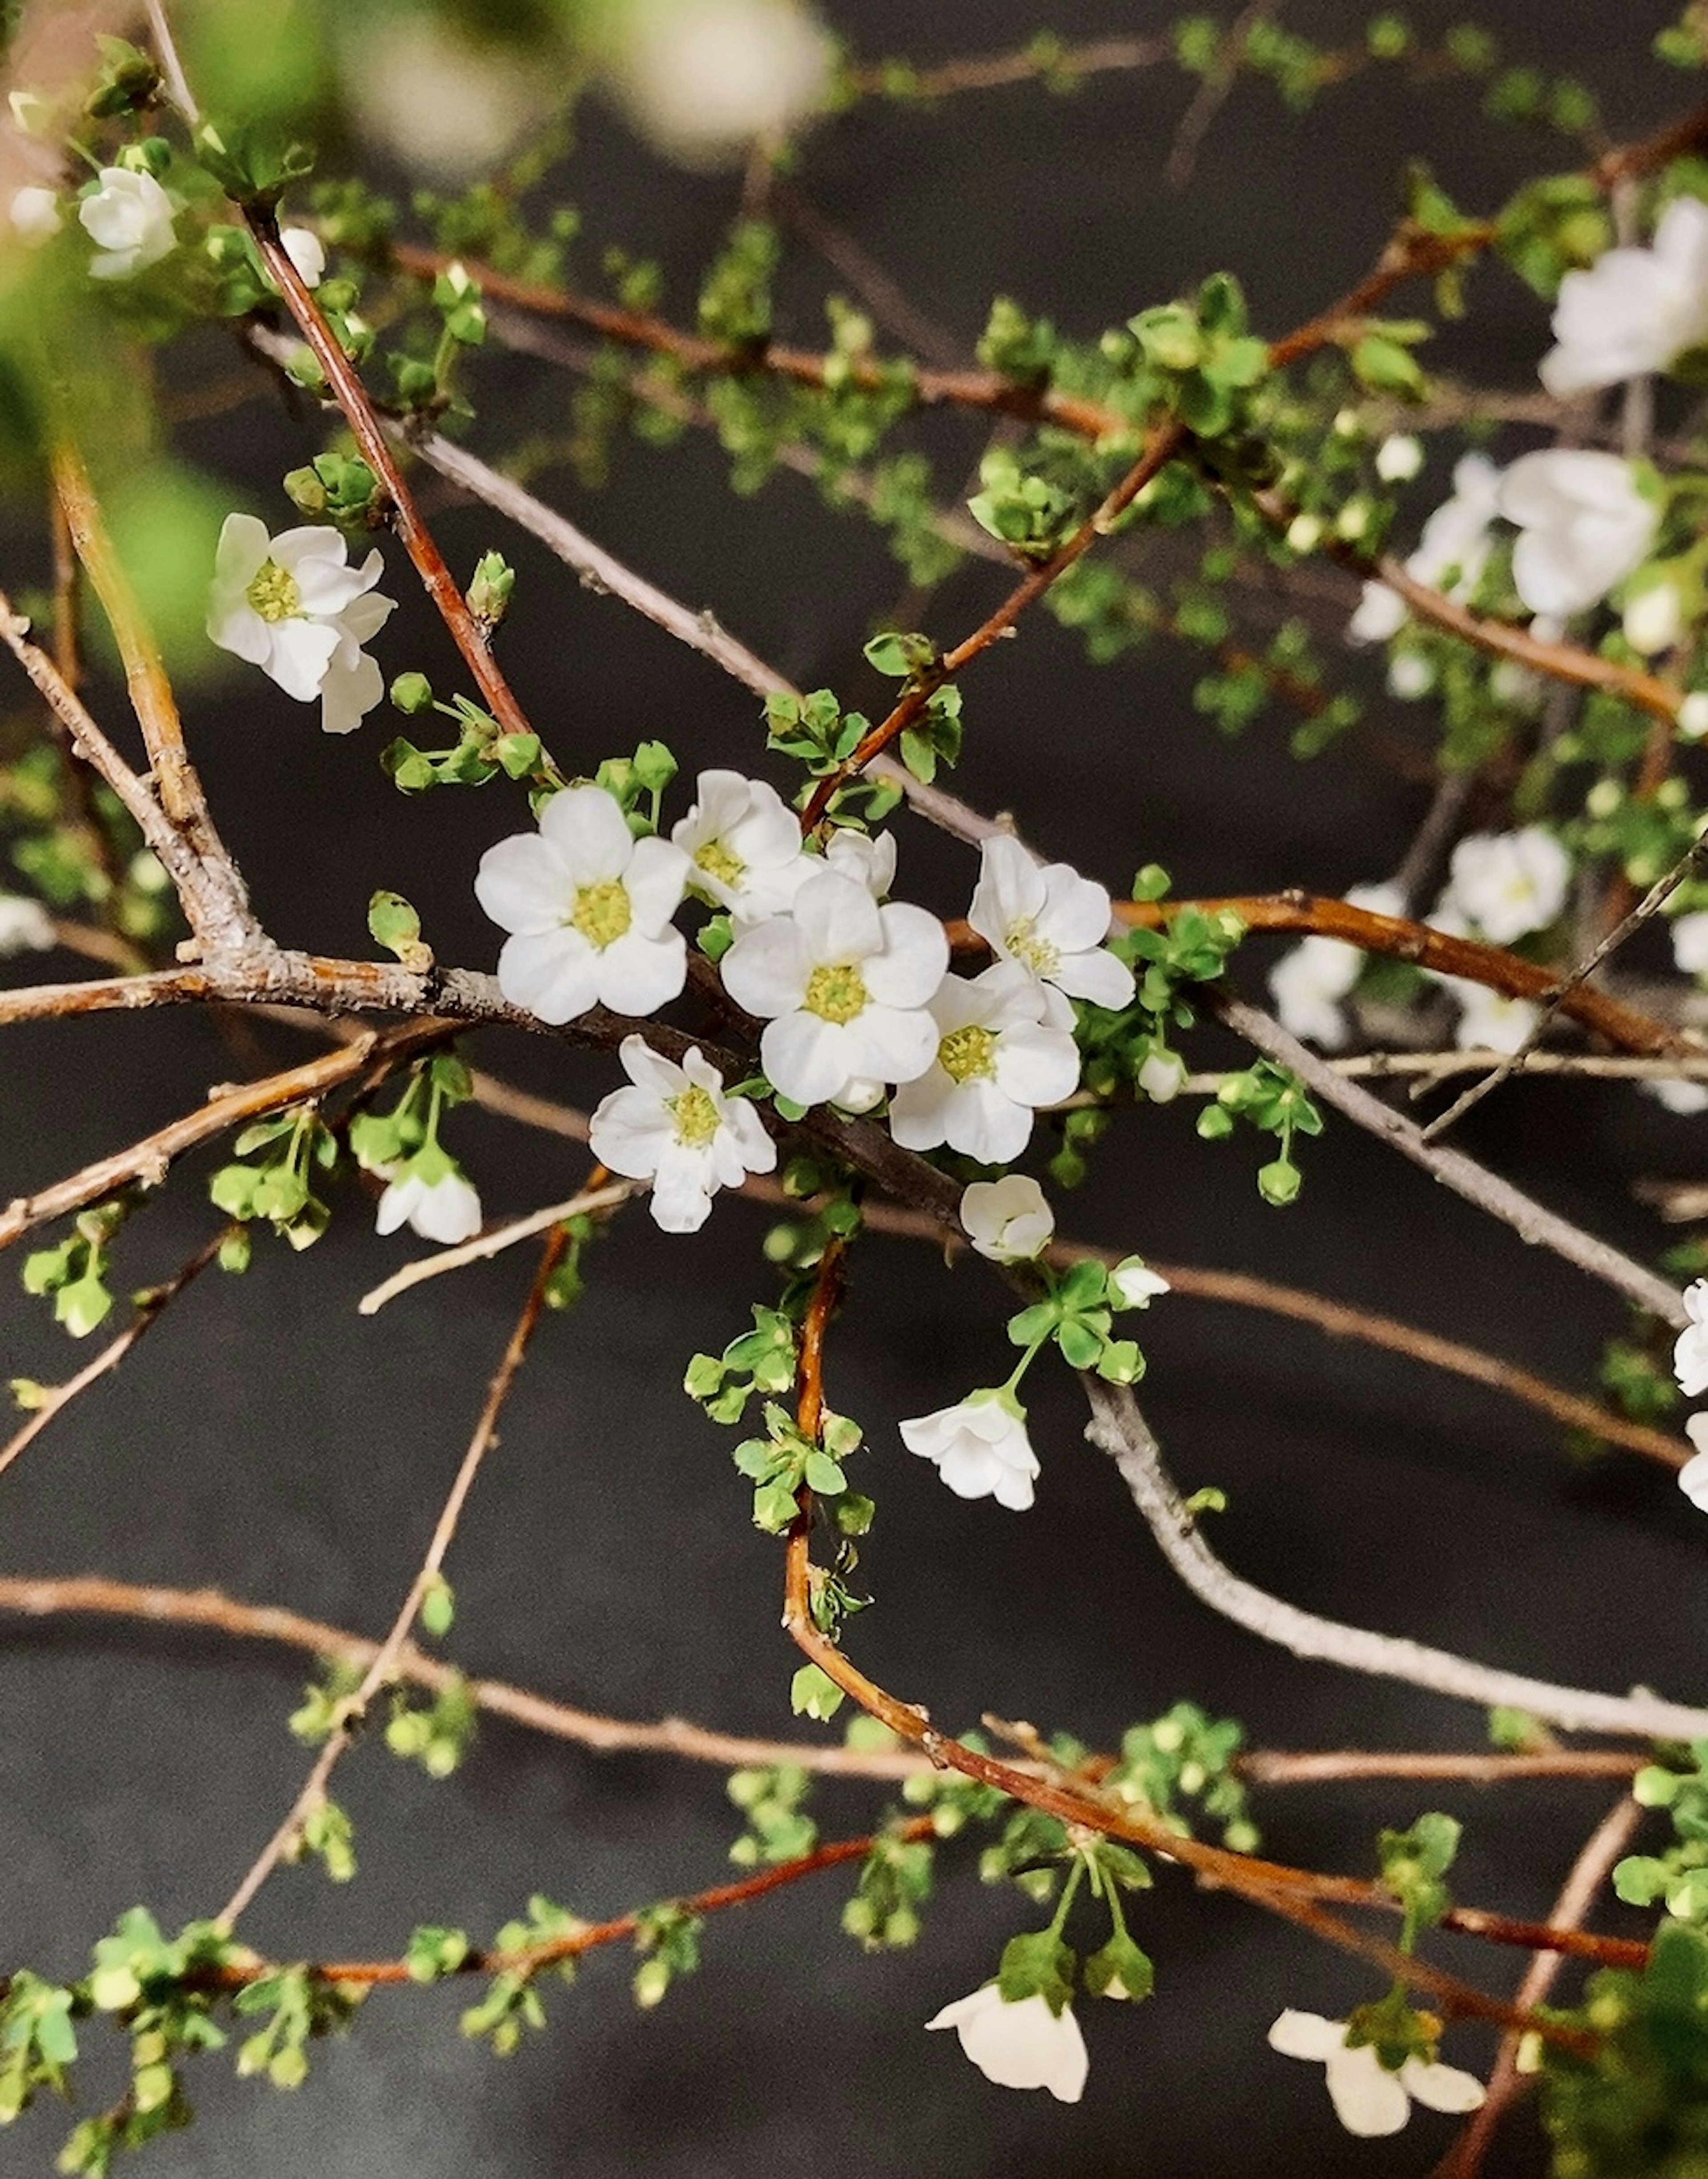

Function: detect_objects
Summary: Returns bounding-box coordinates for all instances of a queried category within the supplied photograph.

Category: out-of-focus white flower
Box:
[671,769,812,923]
[959,1175,1054,1263]
[1648,1077,1708,1115]
[888,966,1080,1164]
[1267,2011,1484,2138]
[1443,828,1570,945]
[901,1390,1039,1510]
[1497,451,1657,620]
[721,865,947,1108]
[1676,1280,1708,1398]
[342,19,547,181]
[280,226,325,287]
[78,166,175,280]
[1672,911,1708,979]
[823,826,898,898]
[1445,980,1540,1055]
[1349,581,1408,644]
[375,1159,483,1245]
[1540,197,1708,397]
[1348,455,1503,644]
[475,783,690,1025]
[8,185,59,246]
[1679,1414,1708,1511]
[606,0,832,166]
[1680,693,1708,741]
[1624,578,1685,657]
[1267,881,1401,1048]
[968,834,1134,1020]
[1375,434,1424,483]
[589,1035,776,1233]
[206,513,396,734]
[1386,650,1436,701]
[926,1985,1088,2102]
[0,892,55,954]
[1109,1257,1169,1308]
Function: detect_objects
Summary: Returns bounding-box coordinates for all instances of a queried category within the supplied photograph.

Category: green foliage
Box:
[1105,1702,1259,1852]
[727,1764,818,1866]
[1615,1743,1708,1927]
[1128,274,1269,439]
[685,1305,800,1424]
[729,1400,868,1535]
[461,1896,584,2056]
[1196,1059,1323,1204]
[208,1107,336,1249]
[22,1198,129,1338]
[1540,1924,1708,2175]
[632,1904,702,2009]
[1005,1257,1146,1385]
[384,1676,477,1779]
[842,1827,935,1951]
[1377,1811,1461,1949]
[233,1967,363,2089]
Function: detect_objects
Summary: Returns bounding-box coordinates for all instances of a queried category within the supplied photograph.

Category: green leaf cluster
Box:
[1196,1059,1323,1204]
[685,1305,800,1424]
[1540,1924,1708,2175]
[1106,1701,1258,1852]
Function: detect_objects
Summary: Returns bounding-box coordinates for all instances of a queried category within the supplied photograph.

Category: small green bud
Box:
[390,672,434,715]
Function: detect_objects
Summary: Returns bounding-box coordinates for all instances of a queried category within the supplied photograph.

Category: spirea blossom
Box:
[926,1986,1088,2102]
[1444,979,1540,1055]
[78,166,176,280]
[475,784,689,1026]
[900,1390,1039,1510]
[279,226,326,288]
[959,1175,1054,1263]
[1109,1257,1170,1308]
[1540,196,1708,397]
[1496,451,1657,620]
[1267,2012,1484,2137]
[0,892,55,955]
[1348,454,1503,644]
[888,967,1081,1164]
[1672,911,1708,979]
[721,866,947,1108]
[1676,1281,1708,1399]
[1267,882,1401,1049]
[1442,827,1570,946]
[8,185,59,246]
[1679,1414,1708,1513]
[967,834,1134,1019]
[822,825,898,898]
[375,1160,483,1246]
[206,514,396,734]
[588,1035,777,1233]
[671,769,812,923]
[607,0,832,166]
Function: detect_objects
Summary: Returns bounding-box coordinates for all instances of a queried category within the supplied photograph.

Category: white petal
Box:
[496,928,601,1024]
[1680,1450,1708,1513]
[592,927,686,1017]
[1401,2058,1485,2115]
[1323,2046,1412,2136]
[862,903,951,1007]
[475,834,572,935]
[623,834,691,931]
[648,1144,717,1232]
[1267,2010,1345,2062]
[1049,946,1135,1010]
[721,917,810,1017]
[538,783,635,878]
[588,1085,677,1178]
[761,1011,850,1107]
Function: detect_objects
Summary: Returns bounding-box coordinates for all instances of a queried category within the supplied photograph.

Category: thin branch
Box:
[1190,1049,1708,1089]
[1240,1748,1641,1786]
[1165,0,1282,189]
[1082,1375,1708,1741]
[356,1180,638,1316]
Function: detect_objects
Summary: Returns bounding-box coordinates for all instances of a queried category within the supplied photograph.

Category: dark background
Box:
[3,3,1706,2172]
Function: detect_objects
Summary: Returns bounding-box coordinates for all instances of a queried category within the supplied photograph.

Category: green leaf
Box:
[790,1663,846,1721]
[367,890,432,971]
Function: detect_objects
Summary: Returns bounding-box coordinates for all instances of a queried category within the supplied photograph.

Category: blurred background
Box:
[1,2,1704,2172]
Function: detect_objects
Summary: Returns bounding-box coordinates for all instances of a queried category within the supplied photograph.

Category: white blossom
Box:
[1681,693,1708,741]
[1443,827,1570,946]
[475,783,690,1026]
[1679,1414,1708,1512]
[1109,1257,1170,1308]
[1676,1281,1708,1399]
[1267,881,1401,1047]
[1497,451,1657,620]
[1348,454,1503,644]
[900,1390,1039,1510]
[0,892,55,955]
[1445,979,1540,1055]
[671,769,812,923]
[1267,2011,1484,2138]
[888,966,1081,1164]
[342,17,546,181]
[206,513,396,734]
[375,1161,483,1246]
[1540,196,1708,398]
[1623,578,1684,657]
[1647,1077,1708,1116]
[606,0,832,166]
[78,166,176,280]
[822,826,897,898]
[588,1035,777,1233]
[1386,650,1436,701]
[721,866,947,1108]
[1672,911,1708,979]
[1138,1048,1187,1103]
[8,185,59,246]
[959,1175,1054,1263]
[967,834,1134,1021]
[926,1985,1088,2102]
[280,226,326,287]
[1375,434,1423,483]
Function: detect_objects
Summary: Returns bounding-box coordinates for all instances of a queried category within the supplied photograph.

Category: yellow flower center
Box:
[570,878,632,950]
[804,961,869,1024]
[694,839,746,890]
[938,1024,996,1083]
[1004,916,1060,979]
[668,1083,721,1148]
[245,557,302,624]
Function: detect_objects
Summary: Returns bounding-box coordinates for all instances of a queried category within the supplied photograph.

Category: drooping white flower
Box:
[822,826,897,899]
[671,769,812,923]
[78,166,176,280]
[1679,1414,1708,1512]
[1348,454,1503,644]
[1444,979,1540,1055]
[1540,197,1708,398]
[926,1985,1088,2102]
[476,784,690,1026]
[279,226,326,288]
[375,1159,483,1245]
[888,966,1081,1164]
[1443,827,1570,946]
[1267,881,1402,1048]
[1672,911,1708,979]
[967,834,1134,1020]
[606,0,832,167]
[8,185,59,247]
[900,1390,1039,1510]
[1267,2011,1484,2138]
[206,513,396,734]
[959,1175,1054,1264]
[0,892,55,954]
[1109,1257,1170,1308]
[1676,1281,1708,1398]
[1497,451,1658,620]
[721,866,947,1108]
[588,1035,777,1233]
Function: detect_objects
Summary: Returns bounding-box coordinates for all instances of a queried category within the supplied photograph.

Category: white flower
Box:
[959,1175,1054,1263]
[1445,979,1540,1055]
[280,226,325,288]
[1681,693,1708,741]
[900,1390,1039,1510]
[1349,581,1408,644]
[1679,1415,1708,1512]
[588,1035,777,1233]
[1443,827,1570,946]
[1138,1048,1187,1103]
[1349,454,1503,644]
[1267,2011,1484,2138]
[1676,1281,1708,1398]
[1267,881,1401,1048]
[8,185,59,246]
[206,513,396,734]
[721,866,947,1108]
[1624,578,1684,657]
[967,834,1134,1021]
[1540,197,1708,397]
[476,785,689,1026]
[1497,451,1657,620]
[822,826,897,898]
[1386,649,1436,701]
[0,892,55,954]
[375,1162,483,1245]
[607,0,832,166]
[1375,434,1424,483]
[926,1985,1088,2102]
[888,967,1081,1164]
[342,17,547,182]
[78,166,176,280]
[1109,1257,1170,1308]
[671,769,812,923]
[1673,911,1708,979]
[1648,1077,1708,1115]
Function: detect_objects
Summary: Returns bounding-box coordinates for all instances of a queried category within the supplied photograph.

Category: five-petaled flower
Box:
[670,769,812,924]
[925,1986,1088,2102]
[901,1390,1039,1510]
[206,514,397,735]
[721,864,947,1108]
[1441,826,1570,947]
[1267,2011,1484,2137]
[888,966,1081,1164]
[375,1156,483,1246]
[1540,196,1708,398]
[1495,450,1657,620]
[967,834,1134,1020]
[1676,1280,1708,1399]
[1267,882,1400,1050]
[588,1035,777,1233]
[475,784,690,1026]
[959,1174,1054,1264]
[78,165,176,280]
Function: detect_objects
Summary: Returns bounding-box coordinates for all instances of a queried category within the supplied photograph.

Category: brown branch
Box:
[840,33,1172,101]
[1241,1748,1642,1787]
[1165,0,1283,190]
